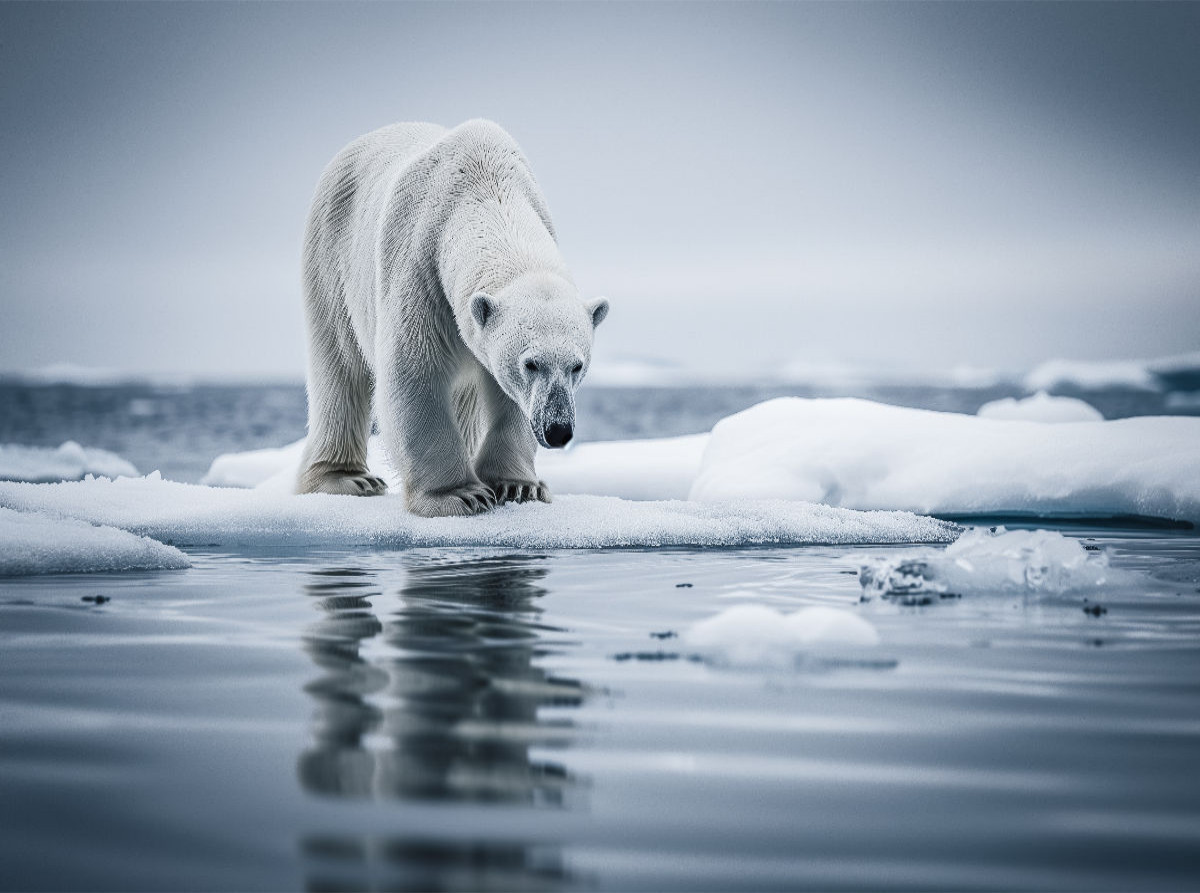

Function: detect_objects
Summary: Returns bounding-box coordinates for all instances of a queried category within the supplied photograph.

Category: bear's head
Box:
[467,271,608,449]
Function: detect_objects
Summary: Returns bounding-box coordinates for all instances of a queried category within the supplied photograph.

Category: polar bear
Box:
[296,120,608,517]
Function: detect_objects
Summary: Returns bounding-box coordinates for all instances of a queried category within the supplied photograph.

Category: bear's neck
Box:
[439,192,572,307]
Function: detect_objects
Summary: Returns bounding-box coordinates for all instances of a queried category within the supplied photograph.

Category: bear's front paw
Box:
[300,466,389,496]
[406,482,498,518]
[485,479,552,505]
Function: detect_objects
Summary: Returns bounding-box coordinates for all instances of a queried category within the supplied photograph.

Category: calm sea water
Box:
[2,383,1199,891]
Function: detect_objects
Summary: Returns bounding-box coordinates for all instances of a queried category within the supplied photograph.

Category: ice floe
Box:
[976,391,1103,423]
[683,603,880,667]
[0,476,956,551]
[690,398,1200,524]
[0,441,139,483]
[858,527,1123,598]
[0,506,189,576]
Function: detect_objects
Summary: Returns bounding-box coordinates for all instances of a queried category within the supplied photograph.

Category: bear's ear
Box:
[587,297,610,329]
[470,292,495,328]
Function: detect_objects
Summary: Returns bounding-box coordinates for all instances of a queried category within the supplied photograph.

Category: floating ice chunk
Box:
[858,527,1119,598]
[0,506,189,576]
[0,441,138,483]
[0,477,956,551]
[689,398,1200,524]
[684,603,880,667]
[976,391,1103,423]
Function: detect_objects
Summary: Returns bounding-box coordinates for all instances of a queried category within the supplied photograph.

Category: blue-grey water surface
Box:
[2,383,1199,890]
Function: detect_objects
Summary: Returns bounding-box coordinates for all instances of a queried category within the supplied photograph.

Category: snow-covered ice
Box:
[683,603,880,667]
[0,476,957,551]
[204,396,1200,522]
[0,506,189,576]
[976,391,1103,423]
[202,433,710,501]
[690,398,1200,524]
[0,441,139,483]
[858,527,1122,598]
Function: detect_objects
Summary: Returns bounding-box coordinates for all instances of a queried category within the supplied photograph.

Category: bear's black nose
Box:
[544,422,573,448]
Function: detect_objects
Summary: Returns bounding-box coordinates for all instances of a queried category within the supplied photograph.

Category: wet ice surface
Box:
[3,528,1200,891]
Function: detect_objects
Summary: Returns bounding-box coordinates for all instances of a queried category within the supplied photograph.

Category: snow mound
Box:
[689,398,1200,525]
[538,434,707,500]
[976,391,1103,423]
[684,604,880,667]
[0,476,955,551]
[0,507,189,576]
[858,527,1120,598]
[201,439,305,488]
[0,441,139,483]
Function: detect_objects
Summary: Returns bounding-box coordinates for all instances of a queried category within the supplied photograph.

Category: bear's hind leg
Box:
[297,326,387,497]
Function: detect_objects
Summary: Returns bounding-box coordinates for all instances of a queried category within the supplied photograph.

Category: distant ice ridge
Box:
[684,604,880,668]
[690,398,1200,525]
[0,477,956,551]
[0,507,189,576]
[976,391,1103,423]
[858,527,1121,598]
[0,441,139,483]
[1024,351,1200,393]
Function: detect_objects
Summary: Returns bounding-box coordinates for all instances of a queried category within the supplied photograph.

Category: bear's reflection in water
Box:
[297,555,582,891]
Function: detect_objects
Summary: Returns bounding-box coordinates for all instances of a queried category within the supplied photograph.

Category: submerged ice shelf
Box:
[0,506,189,576]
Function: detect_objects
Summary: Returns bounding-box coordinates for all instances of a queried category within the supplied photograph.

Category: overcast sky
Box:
[2,2,1197,381]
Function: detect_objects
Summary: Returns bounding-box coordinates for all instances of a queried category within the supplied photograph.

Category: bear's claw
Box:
[301,468,389,496]
[486,479,552,505]
[407,482,498,517]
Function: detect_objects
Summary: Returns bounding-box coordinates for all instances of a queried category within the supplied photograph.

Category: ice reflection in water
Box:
[297,555,583,890]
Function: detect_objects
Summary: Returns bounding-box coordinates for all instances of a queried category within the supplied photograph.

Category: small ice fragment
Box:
[684,603,879,668]
[859,527,1119,598]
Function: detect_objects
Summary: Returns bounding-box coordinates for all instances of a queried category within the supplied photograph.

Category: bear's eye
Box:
[524,360,538,373]
[572,363,583,374]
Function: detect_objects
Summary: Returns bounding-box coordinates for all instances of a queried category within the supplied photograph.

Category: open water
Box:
[2,382,1199,890]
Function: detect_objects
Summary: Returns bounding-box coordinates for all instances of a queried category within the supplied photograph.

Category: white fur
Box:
[296,120,607,517]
